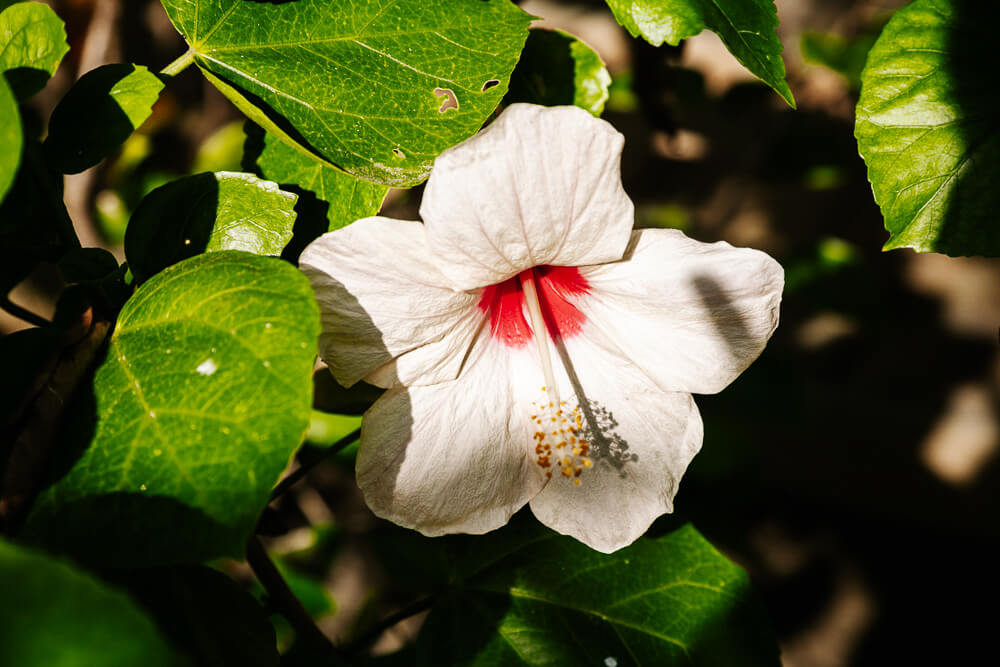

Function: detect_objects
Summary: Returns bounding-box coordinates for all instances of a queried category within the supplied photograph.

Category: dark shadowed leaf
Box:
[0,538,189,666]
[0,139,75,293]
[113,566,279,667]
[124,171,298,283]
[159,0,531,186]
[43,63,164,174]
[855,0,1000,256]
[22,252,320,566]
[604,0,793,107]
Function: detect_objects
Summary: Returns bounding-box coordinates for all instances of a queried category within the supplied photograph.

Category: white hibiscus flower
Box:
[300,104,783,553]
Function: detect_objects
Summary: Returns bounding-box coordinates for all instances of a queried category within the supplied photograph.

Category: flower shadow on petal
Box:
[316,277,415,513]
[553,341,638,477]
[690,273,757,372]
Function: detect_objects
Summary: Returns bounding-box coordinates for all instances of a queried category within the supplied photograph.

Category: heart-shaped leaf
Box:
[159,0,531,186]
[855,0,1000,256]
[384,518,780,666]
[23,251,320,566]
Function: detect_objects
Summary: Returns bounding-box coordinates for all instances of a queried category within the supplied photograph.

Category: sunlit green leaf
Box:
[504,28,611,116]
[0,74,19,202]
[0,538,188,666]
[159,0,531,186]
[0,1,69,99]
[855,0,1000,256]
[253,127,388,238]
[23,252,320,566]
[405,519,779,666]
[43,63,164,174]
[124,171,298,283]
[604,0,793,107]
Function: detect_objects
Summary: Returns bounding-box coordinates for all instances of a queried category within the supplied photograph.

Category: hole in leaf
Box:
[433,87,459,113]
[392,147,405,159]
[481,79,500,92]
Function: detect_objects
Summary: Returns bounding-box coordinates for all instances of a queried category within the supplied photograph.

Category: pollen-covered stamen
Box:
[530,392,592,486]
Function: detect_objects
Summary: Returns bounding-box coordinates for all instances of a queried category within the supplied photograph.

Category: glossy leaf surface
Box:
[855,0,1000,255]
[407,520,780,666]
[125,171,298,283]
[23,252,320,566]
[159,0,531,186]
[43,63,164,174]
[0,539,188,666]
[604,0,793,107]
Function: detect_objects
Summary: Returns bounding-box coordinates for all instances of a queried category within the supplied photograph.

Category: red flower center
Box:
[477,266,590,347]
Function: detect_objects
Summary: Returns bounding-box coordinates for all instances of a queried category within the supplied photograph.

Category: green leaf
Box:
[415,521,779,666]
[57,247,120,284]
[0,1,69,100]
[159,0,531,187]
[113,566,279,667]
[252,125,388,238]
[855,0,1000,256]
[504,28,611,117]
[43,63,164,174]
[22,251,320,566]
[124,171,298,283]
[0,73,19,202]
[604,0,794,107]
[0,139,75,293]
[0,538,189,666]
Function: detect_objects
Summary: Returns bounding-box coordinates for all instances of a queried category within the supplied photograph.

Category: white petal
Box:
[529,329,703,553]
[577,228,784,395]
[299,217,481,388]
[421,104,634,290]
[357,339,548,536]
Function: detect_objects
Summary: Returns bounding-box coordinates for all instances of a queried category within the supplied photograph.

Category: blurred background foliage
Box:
[3,0,999,665]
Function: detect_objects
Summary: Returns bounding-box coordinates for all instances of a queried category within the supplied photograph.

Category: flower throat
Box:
[478,266,593,483]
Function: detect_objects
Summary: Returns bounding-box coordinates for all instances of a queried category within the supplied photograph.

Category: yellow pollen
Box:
[530,400,591,486]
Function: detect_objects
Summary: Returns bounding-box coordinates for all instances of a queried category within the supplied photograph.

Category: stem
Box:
[270,428,361,501]
[346,596,435,653]
[246,537,340,654]
[160,49,195,77]
[0,298,50,328]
